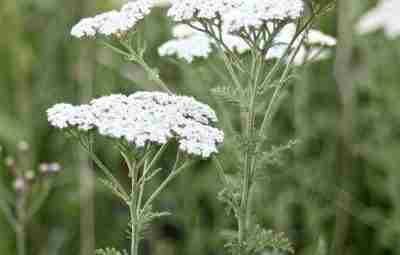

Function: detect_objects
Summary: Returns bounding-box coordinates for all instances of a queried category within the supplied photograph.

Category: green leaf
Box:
[95,247,126,255]
[99,178,129,204]
[224,225,294,255]
[211,86,244,106]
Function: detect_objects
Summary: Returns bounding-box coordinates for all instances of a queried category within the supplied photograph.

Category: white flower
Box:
[266,23,336,63]
[221,0,304,33]
[47,103,95,130]
[167,0,304,32]
[71,0,155,38]
[357,0,400,39]
[305,29,336,47]
[167,0,240,22]
[71,17,98,38]
[172,23,199,38]
[222,4,264,33]
[291,46,332,66]
[159,24,250,62]
[221,33,251,54]
[47,92,224,158]
[158,34,214,62]
[153,0,172,7]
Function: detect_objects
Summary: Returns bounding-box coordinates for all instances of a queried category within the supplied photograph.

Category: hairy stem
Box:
[124,154,139,255]
[0,199,17,231]
[239,50,261,254]
[16,192,27,255]
[102,41,173,94]
[141,160,192,213]
[81,142,129,201]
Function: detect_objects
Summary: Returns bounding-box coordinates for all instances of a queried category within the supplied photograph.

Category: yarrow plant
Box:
[47,92,223,254]
[54,0,336,255]
[158,1,336,255]
[0,142,61,255]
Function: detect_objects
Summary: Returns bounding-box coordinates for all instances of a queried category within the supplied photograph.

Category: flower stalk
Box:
[0,143,60,255]
[76,136,194,255]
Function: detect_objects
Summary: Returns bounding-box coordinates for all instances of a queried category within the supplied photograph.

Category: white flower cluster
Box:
[357,0,400,39]
[167,0,304,32]
[305,29,337,47]
[159,22,336,64]
[222,0,304,33]
[158,24,249,62]
[158,34,214,62]
[167,0,241,22]
[71,0,155,38]
[266,23,336,65]
[153,0,173,7]
[47,92,224,158]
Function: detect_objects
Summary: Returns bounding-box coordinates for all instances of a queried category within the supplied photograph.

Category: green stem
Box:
[212,156,229,187]
[102,41,173,94]
[134,57,173,94]
[124,154,139,255]
[16,192,27,255]
[137,160,148,215]
[82,143,129,201]
[27,181,51,220]
[130,191,139,255]
[141,160,192,214]
[0,199,17,231]
[258,32,306,138]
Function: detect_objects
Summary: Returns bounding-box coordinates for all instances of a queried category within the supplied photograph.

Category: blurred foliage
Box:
[0,0,400,255]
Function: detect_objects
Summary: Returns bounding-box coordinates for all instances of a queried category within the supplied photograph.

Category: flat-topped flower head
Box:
[305,29,337,47]
[158,34,214,62]
[222,0,304,33]
[167,0,241,22]
[71,0,155,38]
[291,46,333,66]
[357,0,400,39]
[159,24,250,62]
[47,92,224,158]
[167,0,304,29]
[265,23,336,65]
[47,103,95,131]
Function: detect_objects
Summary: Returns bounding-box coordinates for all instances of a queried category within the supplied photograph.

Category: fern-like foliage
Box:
[257,139,299,168]
[256,73,298,98]
[95,247,127,255]
[211,86,247,107]
[225,225,294,255]
[126,206,171,241]
[99,177,129,204]
[217,187,241,219]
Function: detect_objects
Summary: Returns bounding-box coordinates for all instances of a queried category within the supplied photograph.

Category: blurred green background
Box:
[1,0,400,254]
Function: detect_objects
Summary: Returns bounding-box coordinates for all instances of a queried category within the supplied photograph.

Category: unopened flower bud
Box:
[17,141,30,152]
[40,162,61,174]
[48,163,61,173]
[13,178,25,192]
[5,157,15,167]
[39,163,49,173]
[25,170,35,181]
